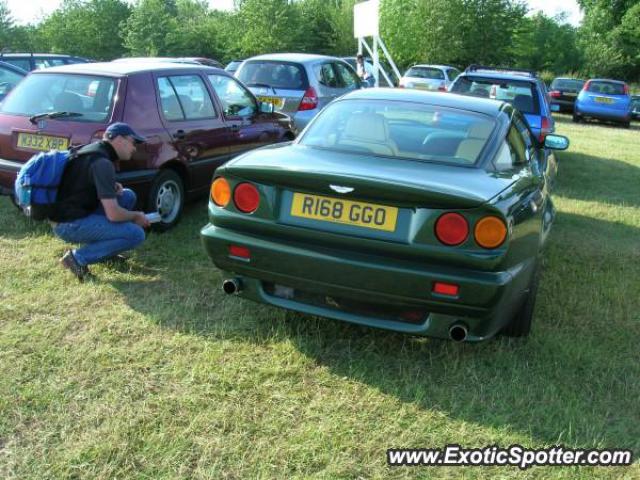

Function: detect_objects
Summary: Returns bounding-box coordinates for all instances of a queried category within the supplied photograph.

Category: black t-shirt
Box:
[50,141,120,222]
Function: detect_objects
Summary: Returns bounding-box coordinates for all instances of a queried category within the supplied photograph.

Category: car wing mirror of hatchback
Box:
[259,101,274,114]
[544,134,569,150]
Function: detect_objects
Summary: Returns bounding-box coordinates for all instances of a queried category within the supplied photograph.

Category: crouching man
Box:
[50,122,151,281]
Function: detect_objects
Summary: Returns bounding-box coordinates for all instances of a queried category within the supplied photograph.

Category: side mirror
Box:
[259,101,274,114]
[544,134,569,150]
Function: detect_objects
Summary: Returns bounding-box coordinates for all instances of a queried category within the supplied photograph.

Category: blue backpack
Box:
[14,150,73,220]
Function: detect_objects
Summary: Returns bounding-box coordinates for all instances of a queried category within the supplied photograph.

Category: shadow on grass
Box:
[555,152,640,207]
[111,210,640,452]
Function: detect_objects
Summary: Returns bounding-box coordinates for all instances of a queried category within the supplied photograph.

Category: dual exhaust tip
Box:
[223,278,469,342]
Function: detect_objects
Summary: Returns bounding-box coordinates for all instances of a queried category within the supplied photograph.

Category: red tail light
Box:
[623,83,629,95]
[539,116,551,143]
[549,90,561,98]
[435,213,469,246]
[438,82,447,92]
[233,183,260,213]
[298,87,318,111]
[582,80,591,92]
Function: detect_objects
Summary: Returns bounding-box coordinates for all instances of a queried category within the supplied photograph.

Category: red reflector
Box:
[229,245,250,259]
[233,182,260,213]
[433,282,459,296]
[549,90,561,98]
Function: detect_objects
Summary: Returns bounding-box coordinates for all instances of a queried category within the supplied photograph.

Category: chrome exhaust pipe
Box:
[449,323,468,342]
[222,278,242,295]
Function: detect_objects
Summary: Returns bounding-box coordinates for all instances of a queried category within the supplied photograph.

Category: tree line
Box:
[0,0,638,82]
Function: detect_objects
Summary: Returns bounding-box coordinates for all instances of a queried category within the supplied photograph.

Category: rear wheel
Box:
[502,260,540,338]
[147,169,184,231]
[621,121,631,129]
[572,113,581,123]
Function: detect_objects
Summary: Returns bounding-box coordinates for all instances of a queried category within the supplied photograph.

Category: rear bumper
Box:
[201,223,535,341]
[575,105,630,121]
[550,99,576,110]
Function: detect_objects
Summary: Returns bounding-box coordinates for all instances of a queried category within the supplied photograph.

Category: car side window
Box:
[4,58,31,71]
[334,63,359,89]
[506,124,527,165]
[447,68,460,81]
[316,63,340,88]
[207,74,257,118]
[157,75,217,121]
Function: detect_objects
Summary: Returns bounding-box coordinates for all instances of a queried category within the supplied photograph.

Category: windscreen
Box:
[237,61,308,90]
[300,99,495,166]
[586,81,627,95]
[450,76,540,114]
[551,78,584,91]
[0,73,116,122]
[405,67,445,80]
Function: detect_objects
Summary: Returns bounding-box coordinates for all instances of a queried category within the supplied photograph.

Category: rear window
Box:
[586,81,627,95]
[300,99,495,166]
[451,76,540,115]
[0,73,116,122]
[405,67,445,80]
[3,58,31,71]
[237,61,308,90]
[550,78,584,91]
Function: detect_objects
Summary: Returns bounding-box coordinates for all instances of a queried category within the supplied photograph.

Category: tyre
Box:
[621,121,631,129]
[572,113,581,123]
[147,169,184,231]
[502,260,540,338]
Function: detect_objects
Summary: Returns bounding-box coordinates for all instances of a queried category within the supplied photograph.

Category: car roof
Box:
[588,78,627,84]
[0,52,85,59]
[340,88,509,117]
[460,71,538,83]
[408,64,457,69]
[553,77,585,81]
[244,53,344,64]
[31,61,226,76]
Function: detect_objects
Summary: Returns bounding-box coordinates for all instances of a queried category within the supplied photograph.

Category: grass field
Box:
[1,115,639,479]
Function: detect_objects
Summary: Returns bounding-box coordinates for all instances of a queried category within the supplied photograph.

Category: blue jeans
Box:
[53,189,146,266]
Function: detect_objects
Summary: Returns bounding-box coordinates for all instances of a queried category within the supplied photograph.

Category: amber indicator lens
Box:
[211,177,231,207]
[475,216,507,249]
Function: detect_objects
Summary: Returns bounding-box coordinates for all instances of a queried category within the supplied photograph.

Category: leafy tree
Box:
[38,0,131,60]
[122,0,178,56]
[0,0,14,50]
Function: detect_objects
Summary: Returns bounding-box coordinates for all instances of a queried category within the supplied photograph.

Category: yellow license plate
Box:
[17,133,69,151]
[291,192,398,232]
[256,96,285,109]
[594,96,614,104]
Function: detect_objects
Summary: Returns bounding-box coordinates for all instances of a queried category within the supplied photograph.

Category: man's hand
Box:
[133,211,151,228]
[115,182,124,195]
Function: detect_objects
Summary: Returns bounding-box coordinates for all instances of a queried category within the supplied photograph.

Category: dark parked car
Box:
[548,77,585,113]
[449,65,555,143]
[0,53,91,71]
[573,79,632,128]
[0,61,27,102]
[0,62,295,228]
[201,89,569,341]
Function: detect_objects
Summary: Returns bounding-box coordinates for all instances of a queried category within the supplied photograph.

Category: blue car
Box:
[449,65,554,143]
[573,79,632,128]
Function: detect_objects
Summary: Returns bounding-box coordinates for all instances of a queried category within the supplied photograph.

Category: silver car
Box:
[399,64,460,91]
[234,53,362,131]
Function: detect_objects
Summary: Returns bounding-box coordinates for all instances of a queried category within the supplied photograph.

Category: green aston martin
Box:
[201,89,569,342]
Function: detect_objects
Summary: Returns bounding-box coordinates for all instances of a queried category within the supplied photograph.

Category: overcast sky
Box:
[5,0,583,27]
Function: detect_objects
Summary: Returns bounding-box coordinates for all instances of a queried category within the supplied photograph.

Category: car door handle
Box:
[174,130,186,140]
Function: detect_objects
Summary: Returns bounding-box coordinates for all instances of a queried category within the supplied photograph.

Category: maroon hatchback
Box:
[0,62,294,228]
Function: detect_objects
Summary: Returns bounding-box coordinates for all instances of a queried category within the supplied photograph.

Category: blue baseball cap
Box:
[105,122,146,143]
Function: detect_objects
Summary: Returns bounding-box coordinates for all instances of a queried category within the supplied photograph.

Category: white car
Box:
[399,64,460,91]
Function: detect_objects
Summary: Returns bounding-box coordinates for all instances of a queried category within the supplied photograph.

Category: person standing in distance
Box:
[356,54,375,87]
[50,122,151,281]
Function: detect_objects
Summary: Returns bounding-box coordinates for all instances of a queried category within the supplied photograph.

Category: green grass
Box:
[1,116,639,479]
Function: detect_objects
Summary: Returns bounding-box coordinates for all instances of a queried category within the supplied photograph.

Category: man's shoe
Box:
[60,250,90,281]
